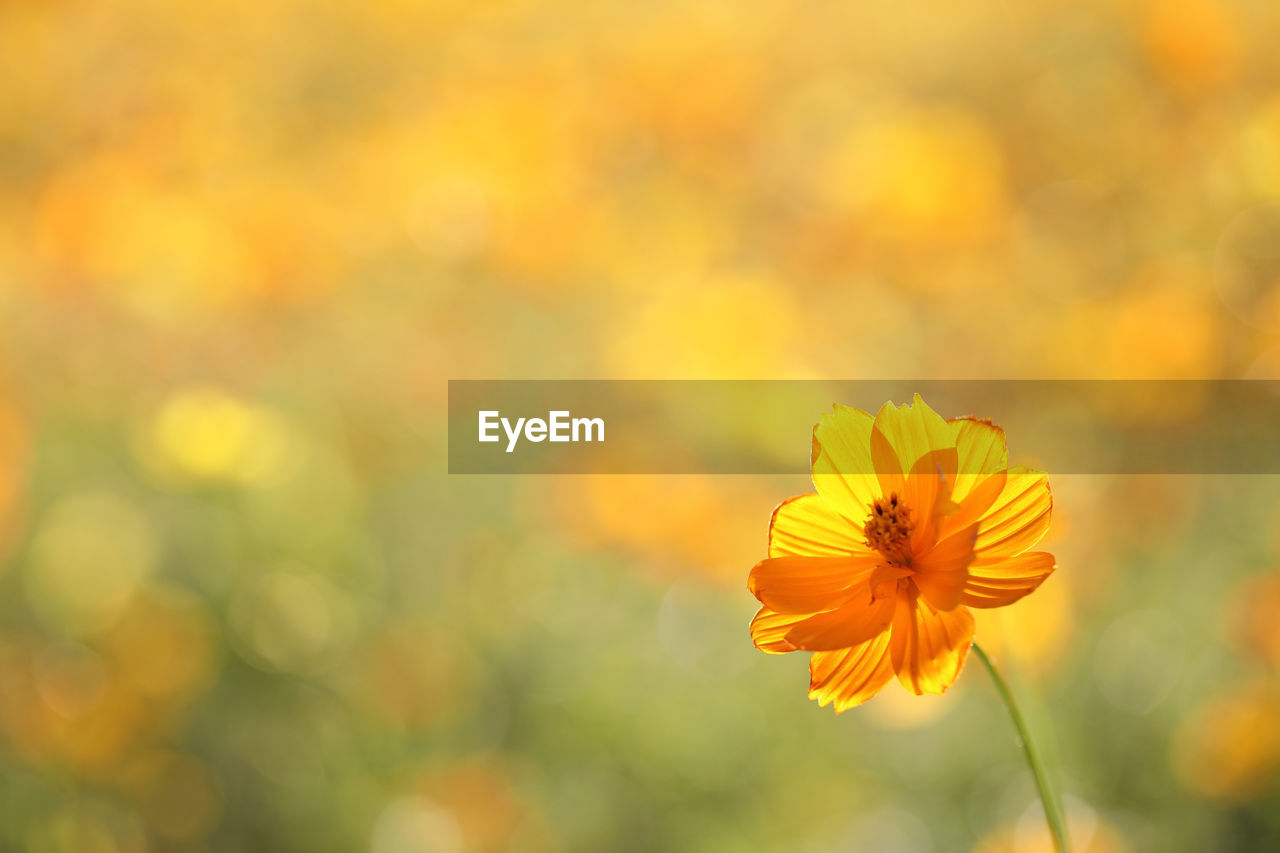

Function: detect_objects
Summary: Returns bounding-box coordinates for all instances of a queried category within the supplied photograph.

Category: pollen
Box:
[863,492,915,565]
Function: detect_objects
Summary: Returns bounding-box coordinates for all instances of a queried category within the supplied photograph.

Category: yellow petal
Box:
[783,586,897,650]
[746,554,879,614]
[973,466,1052,558]
[871,395,959,479]
[912,522,978,612]
[749,606,807,654]
[962,551,1057,609]
[768,494,868,558]
[811,404,882,526]
[948,416,1008,501]
[890,585,975,695]
[869,424,905,500]
[808,629,895,712]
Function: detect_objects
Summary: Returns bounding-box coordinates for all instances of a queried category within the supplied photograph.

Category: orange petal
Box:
[747,554,879,614]
[811,404,882,526]
[937,470,1006,541]
[961,551,1057,609]
[870,564,913,589]
[808,629,895,712]
[783,587,896,650]
[768,494,868,558]
[902,448,958,552]
[948,416,1008,502]
[749,606,808,654]
[973,466,1052,558]
[871,395,959,481]
[912,523,978,612]
[889,584,975,695]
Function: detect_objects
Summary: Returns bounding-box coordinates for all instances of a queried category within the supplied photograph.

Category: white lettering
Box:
[549,410,570,442]
[573,417,605,442]
[502,417,526,453]
[481,411,604,453]
[478,411,500,442]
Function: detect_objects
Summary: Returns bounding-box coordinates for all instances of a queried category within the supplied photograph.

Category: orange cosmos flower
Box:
[747,394,1056,712]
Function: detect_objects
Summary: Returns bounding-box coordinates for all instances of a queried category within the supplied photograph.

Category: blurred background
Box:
[4,0,1280,850]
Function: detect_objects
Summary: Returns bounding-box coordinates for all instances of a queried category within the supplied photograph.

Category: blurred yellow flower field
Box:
[2,0,1280,850]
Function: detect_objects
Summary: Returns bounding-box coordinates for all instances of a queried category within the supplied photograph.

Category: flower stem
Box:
[971,641,1069,853]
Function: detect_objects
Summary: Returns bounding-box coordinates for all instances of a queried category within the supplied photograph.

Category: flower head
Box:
[747,395,1056,712]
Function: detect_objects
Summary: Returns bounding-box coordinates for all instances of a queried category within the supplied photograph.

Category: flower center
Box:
[863,492,914,566]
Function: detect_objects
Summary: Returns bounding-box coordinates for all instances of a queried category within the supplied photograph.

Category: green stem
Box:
[971,641,1069,853]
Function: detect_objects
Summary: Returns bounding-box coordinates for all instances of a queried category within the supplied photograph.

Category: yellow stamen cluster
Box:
[863,492,914,566]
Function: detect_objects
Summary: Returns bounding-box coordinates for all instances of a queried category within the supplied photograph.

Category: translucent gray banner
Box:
[447,380,1280,474]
